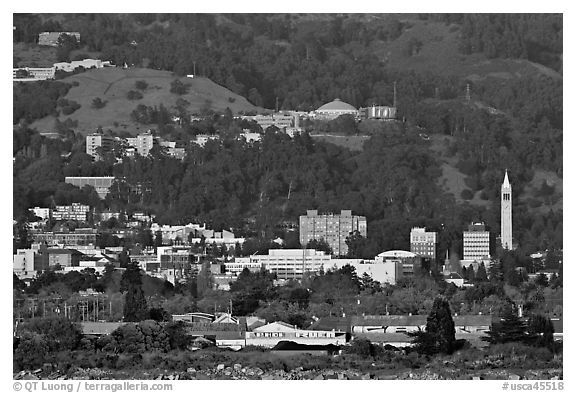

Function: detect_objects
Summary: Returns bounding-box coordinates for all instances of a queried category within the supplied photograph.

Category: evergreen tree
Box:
[526,314,555,351]
[121,262,149,322]
[476,262,488,282]
[483,303,527,344]
[489,259,504,282]
[409,296,456,355]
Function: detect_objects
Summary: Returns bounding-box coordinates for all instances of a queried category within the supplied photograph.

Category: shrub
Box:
[138,320,170,352]
[92,97,107,109]
[461,189,474,200]
[170,79,189,95]
[165,321,193,350]
[57,98,81,115]
[13,332,49,371]
[135,80,148,90]
[127,90,143,100]
[345,338,373,358]
[110,324,145,353]
[19,317,82,352]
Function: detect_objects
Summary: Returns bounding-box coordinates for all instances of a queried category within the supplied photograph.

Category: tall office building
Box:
[410,227,437,260]
[463,222,490,261]
[501,170,513,250]
[299,210,367,256]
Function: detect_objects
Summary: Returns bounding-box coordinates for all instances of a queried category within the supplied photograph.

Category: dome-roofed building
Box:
[313,98,358,120]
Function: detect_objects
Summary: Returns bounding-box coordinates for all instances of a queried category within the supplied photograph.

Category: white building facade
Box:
[410,227,437,259]
[463,223,491,261]
[251,249,331,280]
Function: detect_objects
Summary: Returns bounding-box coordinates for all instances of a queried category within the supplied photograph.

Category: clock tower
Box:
[501,170,513,250]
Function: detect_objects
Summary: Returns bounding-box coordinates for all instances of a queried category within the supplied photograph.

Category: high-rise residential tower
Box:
[299,210,367,256]
[501,170,513,250]
[410,227,437,260]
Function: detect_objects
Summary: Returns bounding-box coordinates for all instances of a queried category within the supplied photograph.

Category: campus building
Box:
[251,249,331,280]
[463,223,491,262]
[299,210,367,256]
[410,227,437,260]
[86,134,117,160]
[312,98,358,120]
[51,203,90,222]
[65,177,115,199]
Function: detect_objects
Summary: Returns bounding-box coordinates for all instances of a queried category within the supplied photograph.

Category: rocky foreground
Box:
[14,363,563,381]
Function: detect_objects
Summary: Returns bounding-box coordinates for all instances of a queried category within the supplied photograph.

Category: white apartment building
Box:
[410,227,437,259]
[29,207,51,220]
[463,222,491,261]
[86,134,117,159]
[51,203,90,222]
[127,132,156,156]
[13,249,38,279]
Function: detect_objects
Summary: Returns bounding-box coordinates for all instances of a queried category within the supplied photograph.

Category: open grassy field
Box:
[30,67,264,135]
[372,17,561,81]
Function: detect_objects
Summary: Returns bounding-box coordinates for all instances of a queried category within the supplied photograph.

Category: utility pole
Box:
[466,83,471,103]
[393,81,397,108]
[275,97,279,113]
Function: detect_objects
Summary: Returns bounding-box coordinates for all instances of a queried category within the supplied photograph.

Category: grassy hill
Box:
[372,17,562,81]
[30,67,264,135]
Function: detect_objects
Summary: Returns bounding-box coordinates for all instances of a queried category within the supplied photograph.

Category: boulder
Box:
[217,364,225,371]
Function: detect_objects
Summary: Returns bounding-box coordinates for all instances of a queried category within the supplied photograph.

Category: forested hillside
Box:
[13,13,562,259]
